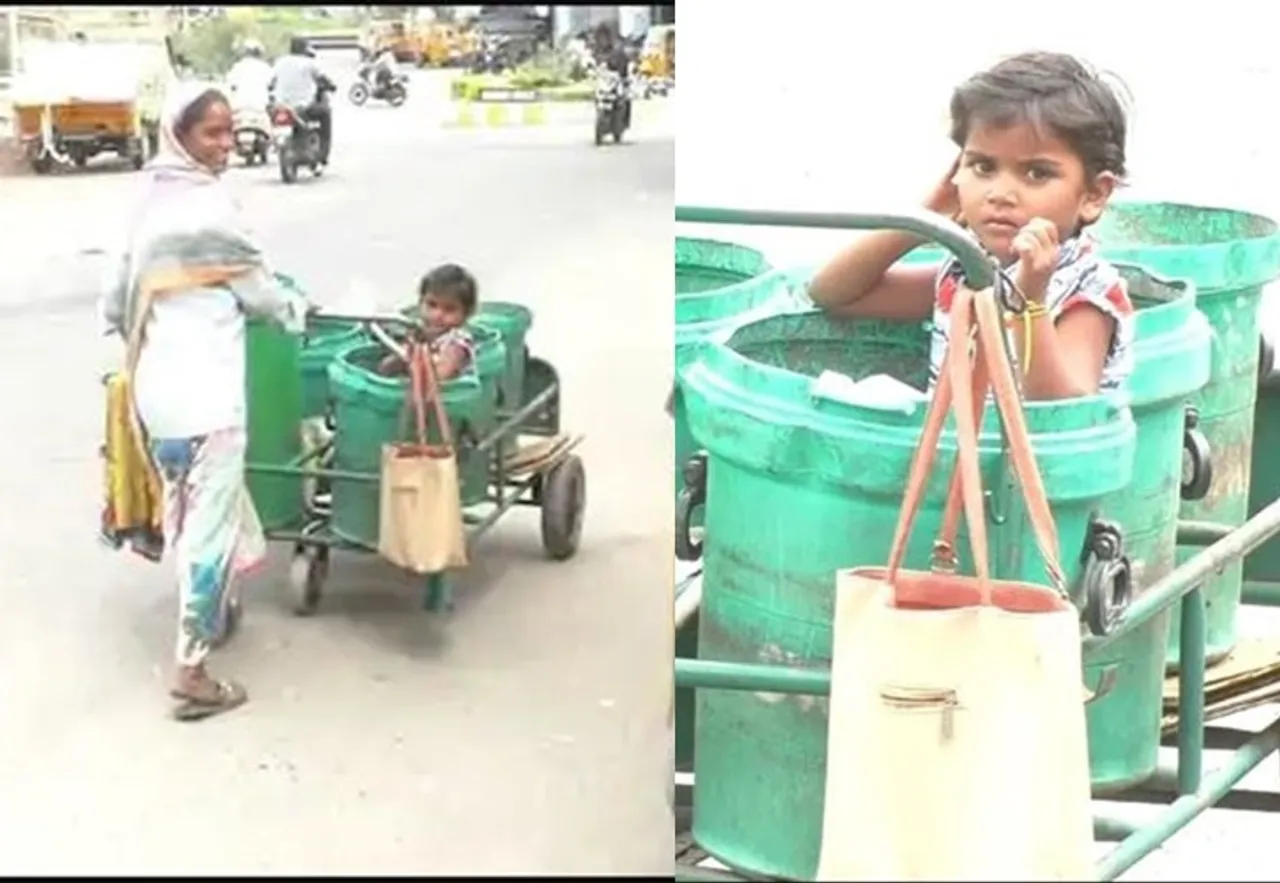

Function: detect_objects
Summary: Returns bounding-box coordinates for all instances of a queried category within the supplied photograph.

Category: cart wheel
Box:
[31,154,53,175]
[289,544,329,616]
[540,454,585,560]
[213,595,243,648]
[130,137,147,170]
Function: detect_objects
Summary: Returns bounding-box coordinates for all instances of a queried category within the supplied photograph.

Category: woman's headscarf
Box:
[147,80,231,187]
[99,81,264,339]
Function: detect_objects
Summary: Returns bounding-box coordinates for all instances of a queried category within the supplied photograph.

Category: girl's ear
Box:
[1080,171,1119,225]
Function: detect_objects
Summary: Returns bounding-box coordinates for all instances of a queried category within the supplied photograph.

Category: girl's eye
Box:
[1027,167,1055,182]
[969,159,994,175]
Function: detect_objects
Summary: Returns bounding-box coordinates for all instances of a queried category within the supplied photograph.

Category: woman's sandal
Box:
[170,678,248,722]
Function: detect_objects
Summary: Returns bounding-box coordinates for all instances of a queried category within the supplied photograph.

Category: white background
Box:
[676,1,1280,269]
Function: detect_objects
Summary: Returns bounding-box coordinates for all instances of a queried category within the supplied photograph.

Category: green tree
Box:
[170,15,292,76]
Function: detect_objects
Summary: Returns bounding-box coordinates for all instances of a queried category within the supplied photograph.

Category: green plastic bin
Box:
[471,301,534,414]
[301,325,365,419]
[673,248,938,776]
[675,237,780,505]
[269,272,354,421]
[327,343,486,550]
[466,322,507,435]
[245,318,304,531]
[678,310,1136,881]
[1085,265,1210,794]
[393,306,510,438]
[672,237,780,777]
[1095,202,1280,667]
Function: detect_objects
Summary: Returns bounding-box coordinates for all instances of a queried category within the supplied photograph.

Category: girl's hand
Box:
[924,154,962,221]
[1013,218,1060,303]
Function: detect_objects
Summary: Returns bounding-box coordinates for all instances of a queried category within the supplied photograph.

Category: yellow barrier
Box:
[446,98,666,130]
[451,101,549,128]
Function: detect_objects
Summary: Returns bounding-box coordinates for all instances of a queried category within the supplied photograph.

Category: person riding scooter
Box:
[227,39,273,110]
[370,45,398,92]
[227,40,274,164]
[269,37,335,168]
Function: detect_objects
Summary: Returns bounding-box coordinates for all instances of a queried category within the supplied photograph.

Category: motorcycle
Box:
[469,36,512,74]
[231,105,271,167]
[348,68,409,108]
[593,69,630,146]
[269,103,326,184]
[268,77,336,184]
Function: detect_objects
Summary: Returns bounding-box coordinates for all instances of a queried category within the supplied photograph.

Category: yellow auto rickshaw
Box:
[11,39,171,175]
[639,24,675,84]
[419,22,465,68]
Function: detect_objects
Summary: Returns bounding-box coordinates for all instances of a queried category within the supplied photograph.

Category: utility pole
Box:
[6,5,20,76]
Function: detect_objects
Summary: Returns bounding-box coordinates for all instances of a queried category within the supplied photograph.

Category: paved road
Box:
[0,70,673,874]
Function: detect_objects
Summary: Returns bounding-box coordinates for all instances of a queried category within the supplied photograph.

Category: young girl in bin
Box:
[379,263,478,381]
[305,265,479,509]
[808,51,1135,400]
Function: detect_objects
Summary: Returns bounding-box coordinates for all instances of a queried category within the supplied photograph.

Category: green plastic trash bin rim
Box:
[472,301,534,336]
[676,237,779,323]
[1096,201,1280,293]
[774,257,1211,409]
[328,342,484,417]
[1116,264,1212,407]
[676,235,771,287]
[678,310,1136,500]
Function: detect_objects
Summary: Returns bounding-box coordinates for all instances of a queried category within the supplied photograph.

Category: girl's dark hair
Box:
[174,88,229,139]
[949,51,1129,180]
[419,263,478,315]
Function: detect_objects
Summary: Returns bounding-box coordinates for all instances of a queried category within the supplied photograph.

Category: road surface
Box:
[0,68,674,875]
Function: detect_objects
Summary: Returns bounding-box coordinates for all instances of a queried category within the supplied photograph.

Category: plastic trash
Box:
[810,370,927,414]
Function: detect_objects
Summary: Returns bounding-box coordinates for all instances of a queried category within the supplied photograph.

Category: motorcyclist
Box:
[226,39,273,114]
[269,36,335,167]
[590,25,632,126]
[591,24,631,82]
[370,45,398,91]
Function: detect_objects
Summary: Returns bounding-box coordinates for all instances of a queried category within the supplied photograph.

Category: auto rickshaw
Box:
[638,24,675,95]
[419,23,464,68]
[10,38,170,175]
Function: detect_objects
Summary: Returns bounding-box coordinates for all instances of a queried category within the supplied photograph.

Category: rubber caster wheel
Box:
[289,544,329,616]
[213,596,243,648]
[540,453,585,560]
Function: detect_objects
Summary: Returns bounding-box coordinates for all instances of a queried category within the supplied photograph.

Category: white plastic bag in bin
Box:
[810,370,927,415]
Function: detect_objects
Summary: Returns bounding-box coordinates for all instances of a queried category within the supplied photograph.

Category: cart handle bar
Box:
[307,310,417,331]
[674,205,996,290]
